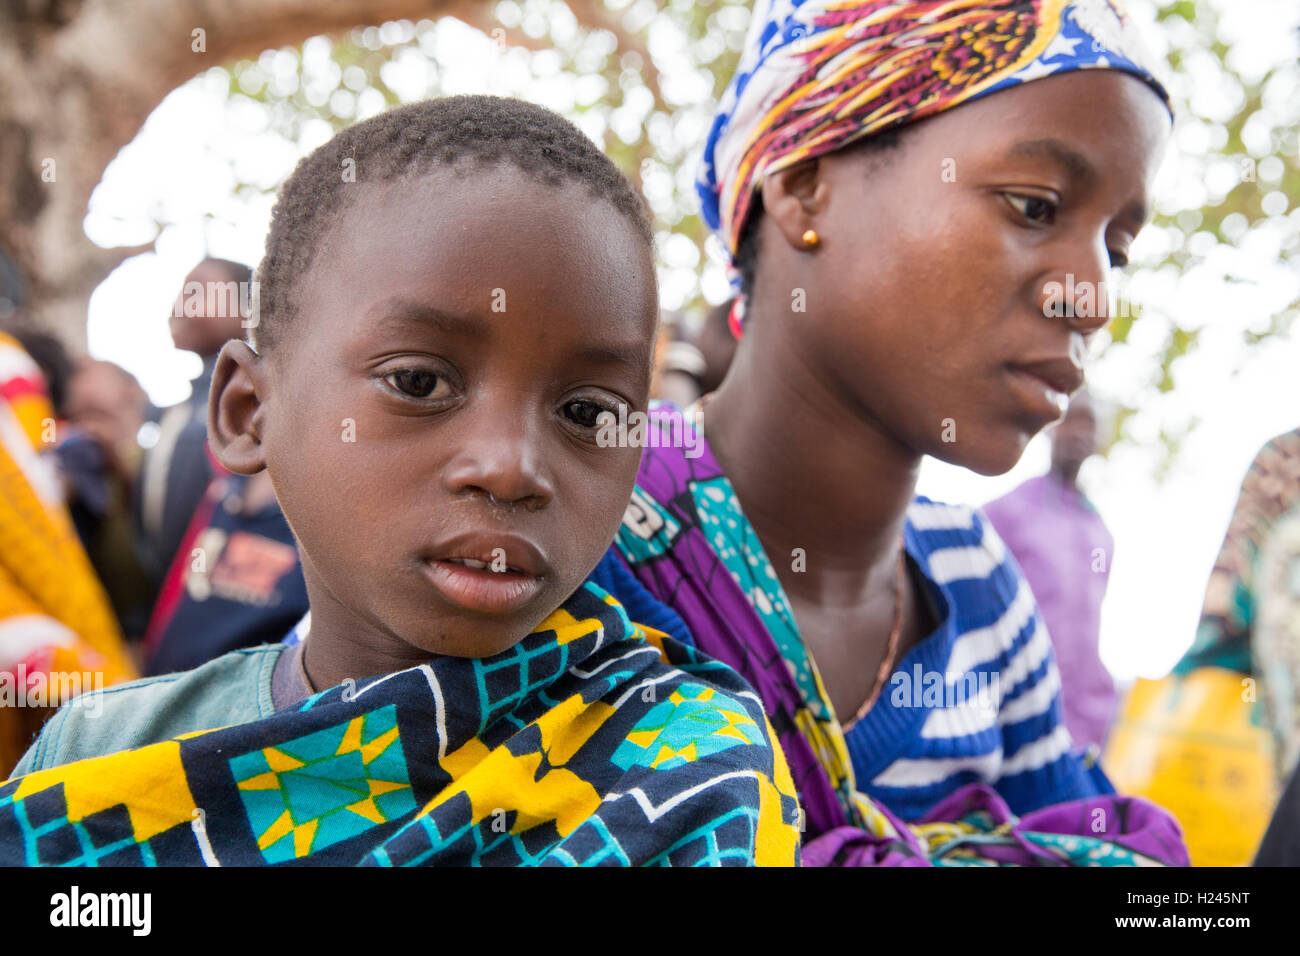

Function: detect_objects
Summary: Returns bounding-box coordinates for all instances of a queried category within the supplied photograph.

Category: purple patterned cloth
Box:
[804,786,1190,866]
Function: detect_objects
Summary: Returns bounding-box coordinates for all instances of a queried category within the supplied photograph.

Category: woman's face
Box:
[772,69,1169,475]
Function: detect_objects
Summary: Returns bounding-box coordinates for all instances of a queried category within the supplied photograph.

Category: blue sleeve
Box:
[587,547,696,648]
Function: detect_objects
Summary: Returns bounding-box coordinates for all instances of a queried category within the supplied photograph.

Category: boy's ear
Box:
[208,340,269,475]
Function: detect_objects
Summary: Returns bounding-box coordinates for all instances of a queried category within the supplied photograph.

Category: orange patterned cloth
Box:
[0,331,135,773]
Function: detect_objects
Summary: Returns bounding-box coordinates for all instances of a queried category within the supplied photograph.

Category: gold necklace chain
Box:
[697,390,906,730]
[843,543,906,732]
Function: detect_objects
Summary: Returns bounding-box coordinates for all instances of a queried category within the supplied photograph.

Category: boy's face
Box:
[220,163,656,660]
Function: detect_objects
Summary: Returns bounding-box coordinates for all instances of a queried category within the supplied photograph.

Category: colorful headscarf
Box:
[699,0,1172,264]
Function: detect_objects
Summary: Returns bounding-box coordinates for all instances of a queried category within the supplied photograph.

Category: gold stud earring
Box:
[802,229,820,248]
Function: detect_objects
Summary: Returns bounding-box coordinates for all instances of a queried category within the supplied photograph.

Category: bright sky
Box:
[81,0,1298,683]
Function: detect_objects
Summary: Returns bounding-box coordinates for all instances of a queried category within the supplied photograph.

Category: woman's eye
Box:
[1005,193,1057,225]
[1108,249,1130,269]
[563,400,608,429]
[385,369,448,399]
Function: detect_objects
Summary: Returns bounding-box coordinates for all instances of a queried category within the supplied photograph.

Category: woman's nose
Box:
[1039,238,1114,336]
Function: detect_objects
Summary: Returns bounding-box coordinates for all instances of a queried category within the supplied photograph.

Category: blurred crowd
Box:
[0,258,308,769]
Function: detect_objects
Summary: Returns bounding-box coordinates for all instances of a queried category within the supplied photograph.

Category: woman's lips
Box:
[1005,366,1071,422]
[421,558,545,615]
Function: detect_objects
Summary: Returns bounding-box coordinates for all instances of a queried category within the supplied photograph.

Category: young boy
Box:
[2,97,799,866]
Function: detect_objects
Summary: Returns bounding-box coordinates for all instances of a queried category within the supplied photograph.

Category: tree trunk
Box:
[0,0,531,347]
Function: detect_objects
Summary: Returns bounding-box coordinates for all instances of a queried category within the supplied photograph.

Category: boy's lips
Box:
[420,532,549,615]
[421,560,546,615]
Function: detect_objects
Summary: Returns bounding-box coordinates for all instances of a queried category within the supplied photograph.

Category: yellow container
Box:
[1103,668,1278,866]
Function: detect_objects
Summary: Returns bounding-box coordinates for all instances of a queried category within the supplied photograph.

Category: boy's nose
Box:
[441,412,555,510]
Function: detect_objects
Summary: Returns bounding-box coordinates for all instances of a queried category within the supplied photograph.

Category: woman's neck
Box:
[704,315,921,605]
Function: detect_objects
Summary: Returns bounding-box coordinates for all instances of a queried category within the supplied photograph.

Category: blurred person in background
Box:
[651,312,705,406]
[137,256,253,585]
[62,358,155,640]
[1176,427,1300,781]
[0,328,134,774]
[651,302,739,407]
[141,461,308,677]
[6,328,72,422]
[10,327,156,642]
[983,389,1118,753]
[136,256,309,676]
[695,299,739,397]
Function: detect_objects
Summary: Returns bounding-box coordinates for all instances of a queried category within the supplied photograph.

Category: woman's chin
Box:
[932,432,1030,477]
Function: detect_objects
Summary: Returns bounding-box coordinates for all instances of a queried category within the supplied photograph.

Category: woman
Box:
[600,0,1181,859]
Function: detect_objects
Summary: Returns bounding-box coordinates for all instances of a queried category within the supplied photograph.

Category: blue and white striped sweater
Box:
[844,497,1110,819]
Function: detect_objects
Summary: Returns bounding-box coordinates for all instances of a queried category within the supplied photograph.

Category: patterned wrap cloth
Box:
[0,332,135,775]
[698,0,1172,266]
[0,583,802,866]
[612,407,1188,865]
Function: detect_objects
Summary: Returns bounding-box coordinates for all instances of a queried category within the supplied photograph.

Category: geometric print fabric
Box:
[0,582,801,866]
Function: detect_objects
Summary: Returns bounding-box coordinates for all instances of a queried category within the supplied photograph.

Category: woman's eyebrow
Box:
[1008,137,1151,226]
[1008,138,1098,185]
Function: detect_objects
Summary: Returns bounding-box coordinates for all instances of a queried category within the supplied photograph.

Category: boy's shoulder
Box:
[11,644,283,778]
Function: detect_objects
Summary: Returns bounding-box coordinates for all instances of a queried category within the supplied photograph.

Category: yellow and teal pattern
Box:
[612,683,765,771]
[0,583,801,866]
[230,705,416,862]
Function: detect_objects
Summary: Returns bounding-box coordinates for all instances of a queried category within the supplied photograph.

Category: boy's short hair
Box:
[254,95,655,352]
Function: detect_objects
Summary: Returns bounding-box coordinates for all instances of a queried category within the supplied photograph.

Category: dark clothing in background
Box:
[136,356,217,585]
[56,431,154,638]
[1255,760,1300,866]
[144,472,308,677]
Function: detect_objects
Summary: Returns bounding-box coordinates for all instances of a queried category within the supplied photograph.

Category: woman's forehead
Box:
[701,0,1172,260]
[892,70,1170,192]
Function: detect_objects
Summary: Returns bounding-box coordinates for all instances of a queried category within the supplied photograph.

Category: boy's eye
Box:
[563,399,608,429]
[1004,193,1058,225]
[385,368,449,400]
